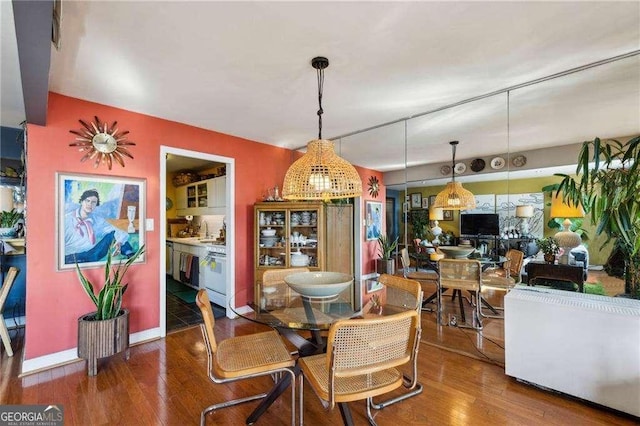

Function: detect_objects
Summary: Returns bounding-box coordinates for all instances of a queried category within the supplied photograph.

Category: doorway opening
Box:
[160,146,235,336]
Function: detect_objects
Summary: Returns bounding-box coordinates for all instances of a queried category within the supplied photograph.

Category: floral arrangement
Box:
[537,237,560,256]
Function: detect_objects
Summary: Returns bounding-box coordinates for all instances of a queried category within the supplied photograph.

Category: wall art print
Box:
[365,200,383,241]
[495,193,544,238]
[57,173,146,270]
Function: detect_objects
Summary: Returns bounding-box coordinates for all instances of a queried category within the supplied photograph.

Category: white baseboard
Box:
[229,305,253,319]
[21,327,163,375]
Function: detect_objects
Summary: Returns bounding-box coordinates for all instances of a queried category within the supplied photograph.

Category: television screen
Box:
[460,213,500,236]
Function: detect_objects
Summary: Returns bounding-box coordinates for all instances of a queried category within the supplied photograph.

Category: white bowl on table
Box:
[284,271,353,298]
[438,246,475,259]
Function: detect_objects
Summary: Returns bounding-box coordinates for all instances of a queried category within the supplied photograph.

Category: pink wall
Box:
[24,93,379,361]
[360,174,386,276]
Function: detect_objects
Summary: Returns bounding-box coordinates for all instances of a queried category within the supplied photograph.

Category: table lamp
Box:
[515,205,534,237]
[550,194,584,264]
[429,207,443,245]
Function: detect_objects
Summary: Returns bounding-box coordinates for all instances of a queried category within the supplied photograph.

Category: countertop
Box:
[166,237,225,248]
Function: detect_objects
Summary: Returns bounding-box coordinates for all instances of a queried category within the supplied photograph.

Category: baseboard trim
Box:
[21,327,162,375]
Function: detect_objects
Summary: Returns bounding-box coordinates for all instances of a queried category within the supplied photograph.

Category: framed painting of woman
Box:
[56,173,146,270]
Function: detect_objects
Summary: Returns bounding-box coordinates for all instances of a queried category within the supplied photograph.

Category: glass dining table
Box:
[232,281,416,356]
[230,280,418,424]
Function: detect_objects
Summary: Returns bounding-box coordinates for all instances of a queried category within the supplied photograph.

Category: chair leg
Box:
[457,291,466,324]
[455,291,483,330]
[0,315,13,357]
[298,374,304,426]
[201,392,267,426]
[479,289,510,319]
[370,375,423,409]
[338,402,355,426]
[202,368,297,426]
[365,398,378,426]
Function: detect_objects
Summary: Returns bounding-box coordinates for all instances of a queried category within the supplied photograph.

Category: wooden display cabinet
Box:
[254,202,354,308]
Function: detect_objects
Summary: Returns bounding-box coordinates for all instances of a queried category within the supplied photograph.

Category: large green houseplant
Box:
[556,136,640,297]
[75,241,145,375]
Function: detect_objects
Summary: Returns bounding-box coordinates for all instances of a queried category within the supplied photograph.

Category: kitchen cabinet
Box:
[207,176,226,208]
[175,177,226,216]
[253,202,354,306]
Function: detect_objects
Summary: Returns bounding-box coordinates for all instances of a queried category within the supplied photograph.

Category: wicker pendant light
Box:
[282,57,362,201]
[432,141,476,210]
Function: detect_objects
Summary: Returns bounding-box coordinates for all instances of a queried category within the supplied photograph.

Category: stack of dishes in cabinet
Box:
[260,227,279,247]
[290,249,310,267]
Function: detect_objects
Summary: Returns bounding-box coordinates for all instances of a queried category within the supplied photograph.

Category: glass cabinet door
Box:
[196,182,208,207]
[289,207,319,268]
[257,208,287,267]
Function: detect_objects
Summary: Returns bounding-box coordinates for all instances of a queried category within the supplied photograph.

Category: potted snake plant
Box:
[75,241,145,375]
[375,234,399,275]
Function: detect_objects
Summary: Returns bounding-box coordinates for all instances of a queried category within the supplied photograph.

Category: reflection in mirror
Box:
[336,52,637,298]
[508,54,640,271]
[340,119,406,248]
[399,94,509,248]
[382,53,638,298]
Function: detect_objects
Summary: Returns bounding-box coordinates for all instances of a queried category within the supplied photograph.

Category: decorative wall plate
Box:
[512,154,527,167]
[470,158,486,172]
[440,165,452,176]
[490,157,505,169]
[454,162,466,174]
[69,116,136,170]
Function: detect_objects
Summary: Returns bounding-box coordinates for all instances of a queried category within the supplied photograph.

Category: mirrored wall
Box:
[338,52,640,266]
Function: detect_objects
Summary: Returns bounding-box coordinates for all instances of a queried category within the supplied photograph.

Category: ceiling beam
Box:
[12,0,53,126]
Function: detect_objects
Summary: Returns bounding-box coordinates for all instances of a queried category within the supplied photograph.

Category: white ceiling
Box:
[2,1,639,174]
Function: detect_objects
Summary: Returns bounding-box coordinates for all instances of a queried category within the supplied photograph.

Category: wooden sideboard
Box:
[525,261,584,292]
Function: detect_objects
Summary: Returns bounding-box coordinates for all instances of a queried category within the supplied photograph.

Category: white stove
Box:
[206,243,226,256]
[203,243,227,308]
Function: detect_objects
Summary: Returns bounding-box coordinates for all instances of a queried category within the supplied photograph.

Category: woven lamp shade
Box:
[432,181,476,210]
[282,139,362,200]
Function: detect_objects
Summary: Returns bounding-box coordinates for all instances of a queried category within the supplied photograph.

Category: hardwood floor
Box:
[1,305,636,425]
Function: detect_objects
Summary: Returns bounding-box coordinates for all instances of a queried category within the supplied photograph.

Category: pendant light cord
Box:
[450,141,458,184]
[317,66,324,139]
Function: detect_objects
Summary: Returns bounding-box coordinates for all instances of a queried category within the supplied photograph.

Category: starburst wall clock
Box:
[69,116,136,170]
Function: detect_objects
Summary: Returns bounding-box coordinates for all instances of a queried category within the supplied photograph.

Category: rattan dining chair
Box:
[481,249,524,318]
[0,267,19,357]
[399,248,438,311]
[195,289,296,426]
[297,309,420,426]
[437,259,483,330]
[371,274,423,408]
